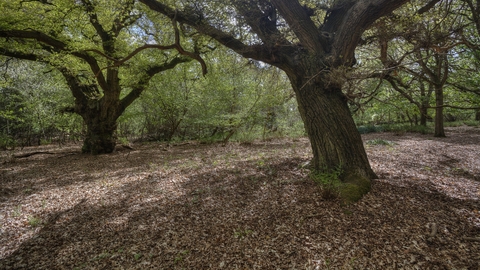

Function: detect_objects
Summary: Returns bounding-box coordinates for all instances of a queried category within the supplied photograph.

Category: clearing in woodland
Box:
[0,127,479,269]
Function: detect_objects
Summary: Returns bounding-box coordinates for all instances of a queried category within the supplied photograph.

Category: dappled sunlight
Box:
[1,132,479,269]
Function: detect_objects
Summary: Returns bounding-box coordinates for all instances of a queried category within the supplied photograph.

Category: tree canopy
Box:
[0,0,206,153]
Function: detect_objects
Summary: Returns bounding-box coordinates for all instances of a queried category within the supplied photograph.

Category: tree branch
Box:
[119,56,192,112]
[330,0,410,66]
[0,29,109,90]
[80,0,112,50]
[138,0,270,62]
[270,0,324,54]
[0,30,67,49]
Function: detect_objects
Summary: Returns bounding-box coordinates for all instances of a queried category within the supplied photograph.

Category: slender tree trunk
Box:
[289,72,376,201]
[420,105,428,126]
[476,110,480,121]
[434,85,445,137]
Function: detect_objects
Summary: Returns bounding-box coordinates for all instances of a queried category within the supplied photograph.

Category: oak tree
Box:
[139,0,420,199]
[0,0,205,154]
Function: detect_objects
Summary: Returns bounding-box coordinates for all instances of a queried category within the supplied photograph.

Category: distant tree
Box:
[361,0,476,136]
[0,0,206,154]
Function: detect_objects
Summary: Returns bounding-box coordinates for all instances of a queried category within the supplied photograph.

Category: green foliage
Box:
[27,216,41,227]
[174,250,189,264]
[233,229,253,239]
[12,205,22,217]
[1,61,83,147]
[357,125,383,134]
[464,120,480,127]
[381,124,433,134]
[365,139,396,146]
[0,134,15,150]
[133,253,143,261]
[310,166,343,200]
[117,46,302,143]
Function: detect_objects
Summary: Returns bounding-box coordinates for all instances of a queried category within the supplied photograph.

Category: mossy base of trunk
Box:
[82,134,116,154]
[338,173,372,203]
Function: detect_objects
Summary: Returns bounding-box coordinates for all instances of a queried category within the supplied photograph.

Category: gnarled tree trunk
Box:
[139,0,412,201]
[289,71,376,202]
[81,109,119,154]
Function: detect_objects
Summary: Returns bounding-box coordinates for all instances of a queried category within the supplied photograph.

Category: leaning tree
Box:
[138,0,435,199]
[0,0,206,154]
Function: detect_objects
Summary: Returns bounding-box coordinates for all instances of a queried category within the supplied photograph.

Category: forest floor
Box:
[0,127,479,269]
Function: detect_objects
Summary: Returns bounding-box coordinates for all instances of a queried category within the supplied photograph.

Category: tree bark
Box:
[434,85,446,137]
[294,82,376,178]
[420,106,428,126]
[288,69,377,201]
[139,0,410,201]
[81,115,118,154]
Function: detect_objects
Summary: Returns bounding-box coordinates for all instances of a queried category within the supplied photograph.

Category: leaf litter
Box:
[0,126,479,269]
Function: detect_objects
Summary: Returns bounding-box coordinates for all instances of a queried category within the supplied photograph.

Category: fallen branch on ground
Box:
[14,152,55,158]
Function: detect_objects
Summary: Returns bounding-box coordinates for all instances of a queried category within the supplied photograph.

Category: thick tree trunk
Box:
[82,115,118,154]
[78,99,121,154]
[434,85,445,137]
[290,73,377,202]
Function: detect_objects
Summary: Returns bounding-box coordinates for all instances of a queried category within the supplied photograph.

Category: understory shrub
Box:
[382,124,433,134]
[365,139,396,146]
[357,125,384,134]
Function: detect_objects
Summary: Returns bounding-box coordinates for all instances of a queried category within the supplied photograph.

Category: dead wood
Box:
[13,151,55,158]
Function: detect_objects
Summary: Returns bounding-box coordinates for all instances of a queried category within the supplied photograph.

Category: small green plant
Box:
[0,134,16,150]
[41,199,47,208]
[357,125,383,134]
[28,216,41,227]
[464,120,479,127]
[310,166,343,200]
[134,253,142,260]
[13,205,22,217]
[233,228,253,239]
[443,121,464,127]
[382,124,433,134]
[40,139,51,145]
[174,250,189,264]
[118,137,129,145]
[365,139,396,146]
[91,251,111,261]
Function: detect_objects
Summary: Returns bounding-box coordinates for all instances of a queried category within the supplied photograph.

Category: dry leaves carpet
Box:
[0,127,479,269]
